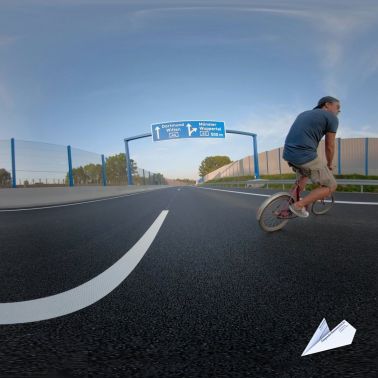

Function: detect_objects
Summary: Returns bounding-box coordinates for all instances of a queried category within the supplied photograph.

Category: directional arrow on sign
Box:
[155,126,160,140]
[186,123,197,137]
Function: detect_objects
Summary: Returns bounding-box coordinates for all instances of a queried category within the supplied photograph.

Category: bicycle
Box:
[256,165,335,232]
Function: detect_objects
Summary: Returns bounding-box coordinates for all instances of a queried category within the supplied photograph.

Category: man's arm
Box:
[325,132,336,169]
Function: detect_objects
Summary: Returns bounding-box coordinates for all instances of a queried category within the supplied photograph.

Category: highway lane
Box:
[0,188,178,302]
[0,186,377,377]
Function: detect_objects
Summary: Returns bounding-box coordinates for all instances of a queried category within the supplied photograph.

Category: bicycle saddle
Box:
[288,162,312,177]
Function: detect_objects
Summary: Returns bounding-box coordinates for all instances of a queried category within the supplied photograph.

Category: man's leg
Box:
[292,159,337,210]
[293,186,333,209]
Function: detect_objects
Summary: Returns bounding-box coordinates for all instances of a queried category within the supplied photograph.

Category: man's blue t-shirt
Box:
[283,109,338,165]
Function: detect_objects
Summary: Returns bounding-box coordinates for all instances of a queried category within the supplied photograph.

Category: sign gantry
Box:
[124,121,260,185]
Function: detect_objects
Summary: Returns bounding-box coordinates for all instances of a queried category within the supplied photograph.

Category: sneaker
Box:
[289,203,309,218]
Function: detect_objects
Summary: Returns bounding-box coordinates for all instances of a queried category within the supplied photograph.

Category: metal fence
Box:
[0,139,166,188]
[204,137,378,181]
[202,178,378,193]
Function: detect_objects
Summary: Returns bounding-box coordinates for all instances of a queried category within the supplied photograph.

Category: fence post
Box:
[67,145,74,187]
[365,138,369,176]
[265,151,269,175]
[11,138,16,188]
[337,138,341,175]
[101,154,107,186]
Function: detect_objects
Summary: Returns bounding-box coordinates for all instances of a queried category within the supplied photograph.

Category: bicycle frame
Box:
[289,181,301,202]
[277,174,309,218]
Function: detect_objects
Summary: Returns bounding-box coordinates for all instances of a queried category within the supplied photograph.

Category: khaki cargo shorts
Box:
[294,157,337,189]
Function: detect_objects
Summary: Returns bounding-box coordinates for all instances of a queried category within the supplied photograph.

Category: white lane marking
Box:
[197,186,270,197]
[197,186,378,205]
[0,210,169,325]
[0,187,170,212]
[334,200,378,205]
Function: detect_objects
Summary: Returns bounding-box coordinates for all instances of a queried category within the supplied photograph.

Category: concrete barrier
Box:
[0,185,170,209]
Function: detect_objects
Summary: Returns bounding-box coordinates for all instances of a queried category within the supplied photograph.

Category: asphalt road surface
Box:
[0,186,377,377]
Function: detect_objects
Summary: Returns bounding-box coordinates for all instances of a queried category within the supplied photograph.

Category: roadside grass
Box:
[202,174,378,193]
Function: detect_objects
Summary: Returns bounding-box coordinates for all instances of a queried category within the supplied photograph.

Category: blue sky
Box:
[1,0,378,179]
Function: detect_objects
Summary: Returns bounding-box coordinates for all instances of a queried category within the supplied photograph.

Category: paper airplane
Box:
[302,318,356,356]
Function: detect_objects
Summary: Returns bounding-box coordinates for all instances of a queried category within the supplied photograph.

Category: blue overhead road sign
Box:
[151,121,225,142]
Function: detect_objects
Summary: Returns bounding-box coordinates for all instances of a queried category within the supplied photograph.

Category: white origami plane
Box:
[302,318,356,356]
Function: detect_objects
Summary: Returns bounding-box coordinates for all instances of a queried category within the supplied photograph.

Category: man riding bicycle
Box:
[283,96,340,218]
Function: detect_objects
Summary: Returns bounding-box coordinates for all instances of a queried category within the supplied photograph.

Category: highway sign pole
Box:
[124,139,133,185]
[124,133,152,185]
[225,130,260,179]
[253,135,260,179]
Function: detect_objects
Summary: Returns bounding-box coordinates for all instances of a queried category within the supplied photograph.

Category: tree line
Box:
[0,168,11,187]
[2,154,230,187]
[198,156,232,177]
[0,153,167,186]
[68,153,166,185]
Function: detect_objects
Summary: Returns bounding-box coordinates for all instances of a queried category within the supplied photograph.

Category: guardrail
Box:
[201,179,378,193]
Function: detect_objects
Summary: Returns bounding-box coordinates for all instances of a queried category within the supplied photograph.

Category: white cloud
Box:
[234,107,300,152]
[125,5,309,37]
[339,124,378,139]
[126,3,378,97]
[304,9,378,96]
[357,49,378,80]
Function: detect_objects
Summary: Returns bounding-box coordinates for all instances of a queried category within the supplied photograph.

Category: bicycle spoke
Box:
[311,195,334,215]
[259,196,291,231]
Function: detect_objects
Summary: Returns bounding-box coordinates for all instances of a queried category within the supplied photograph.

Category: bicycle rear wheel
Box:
[257,192,294,232]
[311,194,335,215]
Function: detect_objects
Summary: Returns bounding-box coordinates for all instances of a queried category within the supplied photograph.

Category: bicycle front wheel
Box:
[257,192,293,232]
[311,194,335,215]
